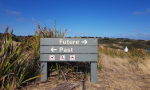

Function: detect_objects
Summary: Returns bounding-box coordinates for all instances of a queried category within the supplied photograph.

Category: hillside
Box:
[18,46,150,90]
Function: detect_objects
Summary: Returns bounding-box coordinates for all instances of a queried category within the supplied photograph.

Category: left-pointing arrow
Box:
[51,47,57,52]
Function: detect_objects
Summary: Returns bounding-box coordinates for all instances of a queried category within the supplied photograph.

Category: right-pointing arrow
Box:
[81,40,87,44]
[51,47,57,52]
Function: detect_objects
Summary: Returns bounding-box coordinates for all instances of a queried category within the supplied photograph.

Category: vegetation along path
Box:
[18,50,150,90]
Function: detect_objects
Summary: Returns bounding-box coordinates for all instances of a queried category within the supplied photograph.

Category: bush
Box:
[131,41,143,49]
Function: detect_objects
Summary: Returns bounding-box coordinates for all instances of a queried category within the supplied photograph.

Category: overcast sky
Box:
[0,0,150,40]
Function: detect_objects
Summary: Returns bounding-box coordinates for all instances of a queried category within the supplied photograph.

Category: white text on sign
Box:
[59,39,88,44]
[59,47,73,52]
[59,39,80,44]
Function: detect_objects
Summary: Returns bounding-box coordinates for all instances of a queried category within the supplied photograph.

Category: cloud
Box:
[132,8,150,15]
[10,11,21,15]
[66,30,74,33]
[133,12,144,15]
[76,32,85,36]
[5,10,21,15]
[16,18,24,21]
[140,33,147,36]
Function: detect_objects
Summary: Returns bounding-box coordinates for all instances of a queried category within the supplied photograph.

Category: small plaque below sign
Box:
[70,55,75,60]
[60,55,65,60]
[49,55,55,60]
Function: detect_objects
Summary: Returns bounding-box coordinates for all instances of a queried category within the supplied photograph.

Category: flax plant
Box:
[0,17,67,89]
[0,27,44,90]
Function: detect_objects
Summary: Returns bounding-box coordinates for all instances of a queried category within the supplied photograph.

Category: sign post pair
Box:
[40,38,98,83]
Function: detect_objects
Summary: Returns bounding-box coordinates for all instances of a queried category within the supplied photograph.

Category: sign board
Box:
[40,38,98,83]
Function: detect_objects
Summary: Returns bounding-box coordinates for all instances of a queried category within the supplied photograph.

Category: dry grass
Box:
[75,52,150,90]
[18,45,150,90]
[98,45,150,74]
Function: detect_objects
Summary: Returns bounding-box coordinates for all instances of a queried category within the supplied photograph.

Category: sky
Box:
[0,0,150,40]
